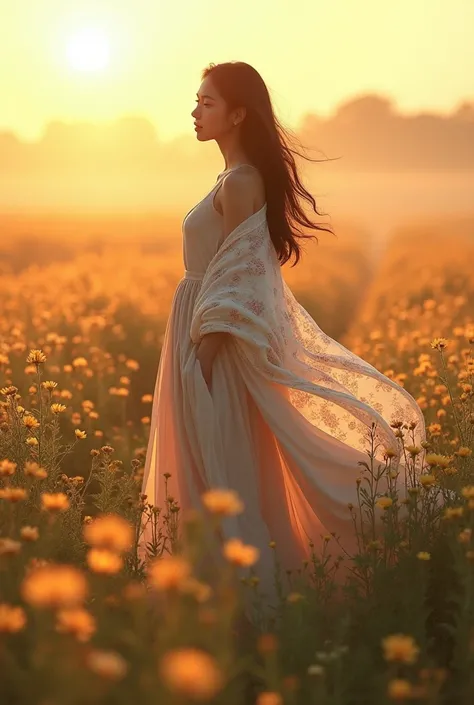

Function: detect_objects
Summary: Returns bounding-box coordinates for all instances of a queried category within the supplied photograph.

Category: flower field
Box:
[0,221,473,705]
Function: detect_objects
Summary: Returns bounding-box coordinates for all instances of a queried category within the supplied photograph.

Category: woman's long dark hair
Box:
[201,61,338,267]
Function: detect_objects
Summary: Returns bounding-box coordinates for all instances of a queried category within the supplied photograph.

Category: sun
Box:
[66,28,111,73]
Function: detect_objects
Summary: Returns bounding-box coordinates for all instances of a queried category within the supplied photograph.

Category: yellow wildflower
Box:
[159,647,224,700]
[382,634,420,664]
[24,461,48,479]
[443,466,458,476]
[458,529,472,544]
[23,415,40,430]
[376,496,393,510]
[0,604,27,633]
[223,538,260,567]
[83,514,133,553]
[0,459,16,477]
[419,474,436,488]
[201,488,244,516]
[147,555,192,591]
[0,385,18,397]
[0,488,28,502]
[455,447,472,458]
[41,492,70,512]
[21,564,88,608]
[384,448,398,459]
[443,507,464,520]
[461,486,474,499]
[425,453,451,467]
[86,650,128,680]
[87,549,123,575]
[56,607,96,642]
[20,526,39,542]
[26,349,47,365]
[430,338,448,351]
[0,538,22,556]
[406,446,421,456]
[387,678,413,700]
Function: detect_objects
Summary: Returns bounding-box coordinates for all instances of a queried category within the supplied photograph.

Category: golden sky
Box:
[3,0,473,143]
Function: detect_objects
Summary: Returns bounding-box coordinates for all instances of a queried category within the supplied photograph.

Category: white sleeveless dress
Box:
[140,164,424,618]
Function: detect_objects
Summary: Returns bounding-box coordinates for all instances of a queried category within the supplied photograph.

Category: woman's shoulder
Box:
[218,165,265,215]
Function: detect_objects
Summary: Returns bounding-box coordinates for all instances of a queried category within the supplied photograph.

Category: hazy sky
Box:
[3,0,473,143]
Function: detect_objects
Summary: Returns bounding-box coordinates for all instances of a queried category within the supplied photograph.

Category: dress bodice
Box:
[181,163,258,276]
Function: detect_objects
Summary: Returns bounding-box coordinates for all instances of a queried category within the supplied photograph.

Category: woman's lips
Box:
[194,125,202,130]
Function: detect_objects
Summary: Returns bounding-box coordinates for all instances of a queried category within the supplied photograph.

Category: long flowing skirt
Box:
[140,276,419,623]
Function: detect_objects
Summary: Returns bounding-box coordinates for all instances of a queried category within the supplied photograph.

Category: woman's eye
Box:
[194,100,211,106]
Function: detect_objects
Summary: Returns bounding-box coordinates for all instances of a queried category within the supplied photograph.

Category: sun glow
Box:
[66,28,111,73]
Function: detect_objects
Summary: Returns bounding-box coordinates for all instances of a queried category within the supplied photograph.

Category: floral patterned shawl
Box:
[190,205,426,467]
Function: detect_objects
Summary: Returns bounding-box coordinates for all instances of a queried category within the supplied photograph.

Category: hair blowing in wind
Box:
[201,61,337,267]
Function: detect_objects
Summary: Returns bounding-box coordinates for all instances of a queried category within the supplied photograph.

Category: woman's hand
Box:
[195,333,226,391]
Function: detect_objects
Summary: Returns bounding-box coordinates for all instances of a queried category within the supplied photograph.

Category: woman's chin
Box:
[194,128,209,141]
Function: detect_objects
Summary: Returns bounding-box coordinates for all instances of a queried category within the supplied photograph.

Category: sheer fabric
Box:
[140,172,426,624]
[190,204,425,465]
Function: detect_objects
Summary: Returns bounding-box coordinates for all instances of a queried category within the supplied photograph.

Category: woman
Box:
[140,61,426,614]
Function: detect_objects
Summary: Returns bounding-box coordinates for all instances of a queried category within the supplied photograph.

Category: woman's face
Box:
[191,77,234,141]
